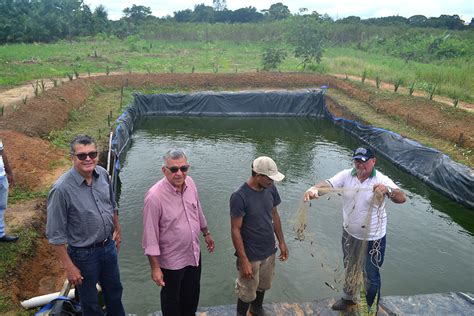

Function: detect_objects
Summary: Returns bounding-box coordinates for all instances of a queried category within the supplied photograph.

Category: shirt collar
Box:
[164,176,188,193]
[351,167,377,178]
[71,166,99,185]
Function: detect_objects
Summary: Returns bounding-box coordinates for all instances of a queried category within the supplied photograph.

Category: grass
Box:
[0,228,39,315]
[326,89,472,168]
[0,38,471,103]
[9,187,49,204]
[324,47,473,102]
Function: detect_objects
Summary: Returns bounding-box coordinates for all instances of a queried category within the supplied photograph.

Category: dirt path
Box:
[1,72,473,112]
[0,72,122,114]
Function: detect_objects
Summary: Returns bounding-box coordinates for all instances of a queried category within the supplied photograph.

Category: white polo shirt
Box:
[327,168,398,240]
[0,140,5,177]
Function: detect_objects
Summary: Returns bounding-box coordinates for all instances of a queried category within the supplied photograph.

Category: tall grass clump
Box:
[31,81,39,97]
[375,76,381,89]
[394,78,402,92]
[429,83,437,100]
[408,80,416,96]
[361,69,367,83]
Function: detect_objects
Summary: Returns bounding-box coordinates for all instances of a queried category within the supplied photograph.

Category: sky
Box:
[84,0,473,23]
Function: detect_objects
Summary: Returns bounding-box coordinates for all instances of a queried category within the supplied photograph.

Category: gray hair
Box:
[70,135,97,155]
[162,148,187,166]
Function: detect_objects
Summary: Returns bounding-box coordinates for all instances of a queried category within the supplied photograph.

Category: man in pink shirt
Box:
[142,148,215,316]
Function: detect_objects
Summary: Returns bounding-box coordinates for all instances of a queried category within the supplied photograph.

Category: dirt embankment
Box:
[0,73,472,310]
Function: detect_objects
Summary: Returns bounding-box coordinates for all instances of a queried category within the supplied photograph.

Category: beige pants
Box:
[235,253,276,302]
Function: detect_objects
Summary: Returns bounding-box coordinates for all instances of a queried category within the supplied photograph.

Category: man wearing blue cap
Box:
[304,146,406,313]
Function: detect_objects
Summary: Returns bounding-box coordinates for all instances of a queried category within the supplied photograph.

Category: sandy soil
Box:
[0,72,472,311]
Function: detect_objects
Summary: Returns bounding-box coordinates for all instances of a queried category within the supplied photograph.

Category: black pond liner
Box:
[111,89,474,209]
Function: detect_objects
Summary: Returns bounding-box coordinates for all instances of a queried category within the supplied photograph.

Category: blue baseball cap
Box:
[353,146,375,162]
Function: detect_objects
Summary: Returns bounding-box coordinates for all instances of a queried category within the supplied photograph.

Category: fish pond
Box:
[117,116,474,315]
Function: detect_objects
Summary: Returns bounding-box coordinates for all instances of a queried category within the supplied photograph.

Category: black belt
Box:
[71,238,110,249]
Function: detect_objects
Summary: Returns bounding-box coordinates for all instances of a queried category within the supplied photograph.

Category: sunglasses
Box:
[166,165,190,173]
[73,151,98,160]
[354,158,370,163]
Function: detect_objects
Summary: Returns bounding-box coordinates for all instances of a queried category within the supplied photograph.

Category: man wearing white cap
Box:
[230,156,289,316]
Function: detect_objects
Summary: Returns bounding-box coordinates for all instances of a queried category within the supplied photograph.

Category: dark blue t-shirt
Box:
[230,182,281,261]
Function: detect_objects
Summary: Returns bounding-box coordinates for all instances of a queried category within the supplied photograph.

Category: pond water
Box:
[117,116,474,315]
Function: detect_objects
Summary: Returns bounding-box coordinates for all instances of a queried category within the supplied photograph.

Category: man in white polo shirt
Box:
[0,138,17,242]
[304,146,406,312]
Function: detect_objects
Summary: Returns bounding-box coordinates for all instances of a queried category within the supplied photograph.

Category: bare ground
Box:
[0,72,472,312]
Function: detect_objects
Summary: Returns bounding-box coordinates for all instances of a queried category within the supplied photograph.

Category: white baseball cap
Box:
[252,156,285,182]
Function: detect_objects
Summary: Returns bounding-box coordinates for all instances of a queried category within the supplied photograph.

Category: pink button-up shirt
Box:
[142,176,207,270]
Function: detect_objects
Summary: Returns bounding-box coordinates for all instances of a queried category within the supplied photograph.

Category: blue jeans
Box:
[68,240,125,316]
[341,229,386,308]
[0,176,9,237]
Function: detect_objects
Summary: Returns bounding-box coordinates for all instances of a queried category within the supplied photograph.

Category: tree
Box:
[192,4,215,23]
[289,18,327,68]
[174,9,193,22]
[92,5,109,34]
[408,15,427,27]
[123,5,152,24]
[427,15,465,30]
[227,7,263,23]
[262,47,287,70]
[337,16,361,24]
[213,0,227,11]
[263,2,291,20]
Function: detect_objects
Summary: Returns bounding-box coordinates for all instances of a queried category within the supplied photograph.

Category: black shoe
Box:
[0,235,19,242]
[249,291,266,316]
[331,298,356,311]
[237,298,250,316]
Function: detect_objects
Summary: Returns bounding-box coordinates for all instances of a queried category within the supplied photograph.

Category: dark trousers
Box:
[68,240,125,316]
[342,229,386,308]
[161,262,202,316]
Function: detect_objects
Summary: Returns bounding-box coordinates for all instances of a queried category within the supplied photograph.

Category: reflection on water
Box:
[117,117,474,315]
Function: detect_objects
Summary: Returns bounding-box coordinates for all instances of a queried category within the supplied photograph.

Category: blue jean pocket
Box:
[69,248,92,262]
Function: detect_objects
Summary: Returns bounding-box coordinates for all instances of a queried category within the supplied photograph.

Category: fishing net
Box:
[292,187,386,315]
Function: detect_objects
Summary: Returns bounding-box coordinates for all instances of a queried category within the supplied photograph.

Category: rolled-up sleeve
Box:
[142,193,161,256]
[197,195,207,230]
[46,188,68,245]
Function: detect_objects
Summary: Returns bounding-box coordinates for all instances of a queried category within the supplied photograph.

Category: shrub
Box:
[261,47,287,71]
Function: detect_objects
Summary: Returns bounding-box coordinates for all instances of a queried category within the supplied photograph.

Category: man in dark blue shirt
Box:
[230,156,289,316]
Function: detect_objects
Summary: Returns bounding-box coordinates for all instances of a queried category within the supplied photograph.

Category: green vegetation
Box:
[1,1,470,45]
[0,2,472,104]
[0,35,472,102]
[262,47,287,71]
[0,228,39,314]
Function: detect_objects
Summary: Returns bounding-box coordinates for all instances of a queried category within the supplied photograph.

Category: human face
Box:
[354,157,376,181]
[162,157,189,190]
[71,143,98,177]
[255,174,274,189]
